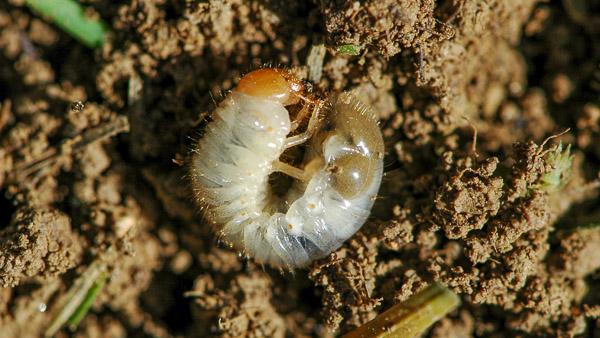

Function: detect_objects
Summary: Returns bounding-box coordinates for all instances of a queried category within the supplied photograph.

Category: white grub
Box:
[190,68,384,269]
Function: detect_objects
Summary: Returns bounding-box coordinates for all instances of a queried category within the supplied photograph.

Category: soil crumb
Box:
[0,207,82,288]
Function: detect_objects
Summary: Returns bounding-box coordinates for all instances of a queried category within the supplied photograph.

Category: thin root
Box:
[8,115,129,183]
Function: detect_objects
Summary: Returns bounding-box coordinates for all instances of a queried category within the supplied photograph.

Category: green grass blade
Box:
[24,0,106,48]
[67,271,107,330]
[44,262,104,337]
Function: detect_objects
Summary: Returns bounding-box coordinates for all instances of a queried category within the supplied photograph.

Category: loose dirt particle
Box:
[465,192,549,264]
[434,157,504,239]
[0,207,82,287]
[190,272,286,338]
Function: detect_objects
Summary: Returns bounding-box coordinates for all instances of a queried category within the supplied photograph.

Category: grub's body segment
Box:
[190,69,384,268]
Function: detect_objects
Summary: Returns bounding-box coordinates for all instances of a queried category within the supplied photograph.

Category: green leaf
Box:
[45,262,106,337]
[25,0,106,48]
[337,44,362,56]
[67,272,107,330]
[538,143,573,192]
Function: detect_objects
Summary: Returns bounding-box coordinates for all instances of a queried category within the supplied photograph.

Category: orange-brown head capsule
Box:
[235,68,304,106]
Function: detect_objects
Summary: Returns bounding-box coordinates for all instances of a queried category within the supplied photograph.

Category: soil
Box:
[1,0,599,337]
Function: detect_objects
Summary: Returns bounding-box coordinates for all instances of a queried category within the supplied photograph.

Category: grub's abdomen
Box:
[190,92,291,244]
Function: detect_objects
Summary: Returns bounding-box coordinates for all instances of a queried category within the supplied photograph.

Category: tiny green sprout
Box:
[25,0,106,48]
[343,283,460,338]
[337,44,362,56]
[45,261,108,337]
[44,224,132,337]
[539,143,573,191]
[67,272,107,330]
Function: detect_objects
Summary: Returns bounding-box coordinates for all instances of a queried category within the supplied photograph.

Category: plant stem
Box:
[343,283,460,338]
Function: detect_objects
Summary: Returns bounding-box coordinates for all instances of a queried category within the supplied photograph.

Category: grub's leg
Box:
[289,103,312,133]
[272,160,308,182]
[284,101,323,149]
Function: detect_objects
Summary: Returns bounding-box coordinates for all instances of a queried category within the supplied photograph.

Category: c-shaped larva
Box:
[190,68,384,269]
